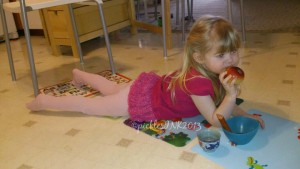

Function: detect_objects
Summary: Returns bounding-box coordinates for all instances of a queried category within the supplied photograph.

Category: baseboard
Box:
[17,29,45,36]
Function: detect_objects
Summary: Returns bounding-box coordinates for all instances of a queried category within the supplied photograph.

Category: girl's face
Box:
[194,45,240,74]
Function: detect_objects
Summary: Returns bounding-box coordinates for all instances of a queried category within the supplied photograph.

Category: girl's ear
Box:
[193,52,204,63]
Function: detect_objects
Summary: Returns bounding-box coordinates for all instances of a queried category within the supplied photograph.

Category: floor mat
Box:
[124,115,209,147]
[192,109,300,169]
[124,99,245,147]
[39,70,131,97]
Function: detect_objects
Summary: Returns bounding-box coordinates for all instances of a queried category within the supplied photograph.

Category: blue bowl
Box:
[223,116,259,145]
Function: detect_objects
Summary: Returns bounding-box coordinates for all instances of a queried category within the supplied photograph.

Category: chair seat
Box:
[3,0,102,13]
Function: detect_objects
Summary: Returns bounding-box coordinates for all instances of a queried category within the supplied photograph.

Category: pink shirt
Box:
[151,68,215,120]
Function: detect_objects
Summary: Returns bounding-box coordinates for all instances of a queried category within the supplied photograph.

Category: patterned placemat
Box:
[124,115,211,147]
[124,99,244,147]
[39,70,131,97]
[192,109,300,169]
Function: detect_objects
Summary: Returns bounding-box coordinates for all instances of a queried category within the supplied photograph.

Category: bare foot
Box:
[71,68,85,88]
[26,94,48,111]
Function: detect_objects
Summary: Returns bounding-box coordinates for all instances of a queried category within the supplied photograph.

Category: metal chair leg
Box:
[228,0,246,42]
[181,0,185,41]
[190,0,193,21]
[0,2,16,81]
[240,0,246,42]
[68,4,84,64]
[19,0,39,96]
[95,1,116,74]
[175,0,179,25]
[161,0,167,58]
[227,0,232,22]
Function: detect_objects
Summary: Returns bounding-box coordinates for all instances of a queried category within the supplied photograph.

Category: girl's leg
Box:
[26,84,131,117]
[72,69,128,95]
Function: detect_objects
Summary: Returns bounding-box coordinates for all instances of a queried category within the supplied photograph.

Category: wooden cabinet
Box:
[40,0,136,57]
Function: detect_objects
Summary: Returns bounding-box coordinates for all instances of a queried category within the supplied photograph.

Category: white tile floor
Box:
[0,0,300,167]
[0,29,299,169]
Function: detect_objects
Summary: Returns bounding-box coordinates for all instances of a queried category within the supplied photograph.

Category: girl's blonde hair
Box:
[167,15,241,106]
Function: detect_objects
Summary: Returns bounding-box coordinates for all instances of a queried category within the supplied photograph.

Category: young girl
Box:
[27,15,264,128]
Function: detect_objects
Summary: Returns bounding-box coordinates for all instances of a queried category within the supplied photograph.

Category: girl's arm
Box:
[191,71,238,127]
[191,95,265,128]
[191,94,236,127]
[233,106,265,128]
[191,71,265,128]
[191,70,265,128]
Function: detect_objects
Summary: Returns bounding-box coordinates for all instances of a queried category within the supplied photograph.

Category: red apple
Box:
[225,66,245,84]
